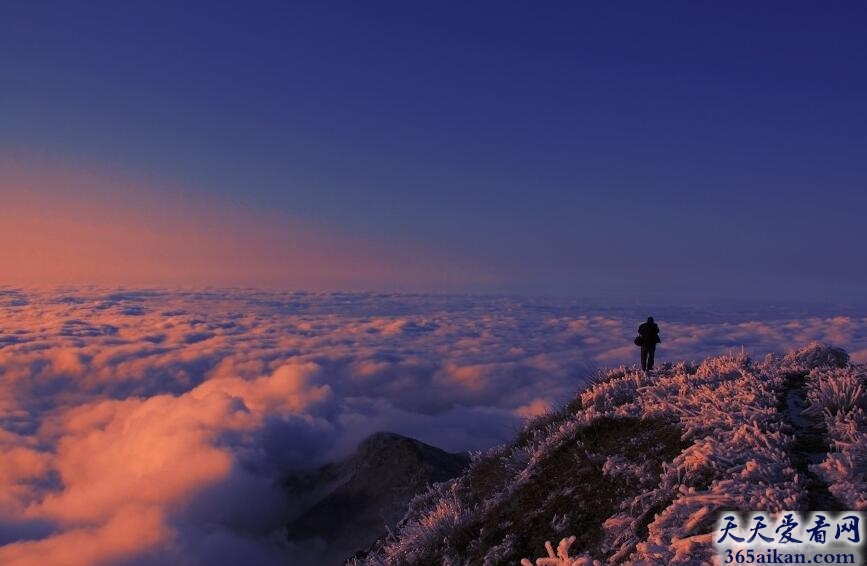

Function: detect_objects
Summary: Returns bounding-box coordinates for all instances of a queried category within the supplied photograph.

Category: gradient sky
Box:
[2,1,866,300]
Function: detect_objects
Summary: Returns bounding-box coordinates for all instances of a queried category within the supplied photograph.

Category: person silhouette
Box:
[637,317,661,372]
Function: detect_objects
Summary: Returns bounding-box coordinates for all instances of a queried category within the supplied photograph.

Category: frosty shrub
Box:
[520,536,599,566]
[580,370,641,412]
[782,342,849,372]
[804,364,867,510]
[516,409,569,449]
[381,482,473,563]
[804,367,865,417]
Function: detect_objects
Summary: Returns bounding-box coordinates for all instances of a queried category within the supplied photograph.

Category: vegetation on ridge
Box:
[351,344,866,565]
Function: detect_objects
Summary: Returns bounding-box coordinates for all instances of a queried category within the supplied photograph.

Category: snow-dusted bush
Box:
[804,367,865,417]
[482,534,519,566]
[804,364,867,510]
[379,482,474,563]
[782,342,849,372]
[580,369,644,412]
[816,444,867,510]
[520,536,599,566]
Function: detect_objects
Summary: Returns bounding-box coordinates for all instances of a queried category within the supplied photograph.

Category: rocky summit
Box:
[285,432,470,564]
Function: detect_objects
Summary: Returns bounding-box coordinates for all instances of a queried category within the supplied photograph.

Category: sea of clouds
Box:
[1,288,866,565]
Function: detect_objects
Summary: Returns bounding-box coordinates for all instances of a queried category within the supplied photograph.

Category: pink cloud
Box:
[34,395,233,525]
[0,504,169,566]
[515,398,552,419]
[192,362,331,416]
[436,362,497,393]
[0,329,334,564]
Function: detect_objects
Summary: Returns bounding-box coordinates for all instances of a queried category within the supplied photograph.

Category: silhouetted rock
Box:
[284,432,470,564]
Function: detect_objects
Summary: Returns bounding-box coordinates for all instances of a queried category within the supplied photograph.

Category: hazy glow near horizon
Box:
[0,161,488,290]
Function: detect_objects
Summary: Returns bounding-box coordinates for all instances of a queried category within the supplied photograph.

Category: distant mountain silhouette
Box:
[284,431,470,564]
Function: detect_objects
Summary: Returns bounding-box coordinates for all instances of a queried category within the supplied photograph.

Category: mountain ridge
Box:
[350,343,866,565]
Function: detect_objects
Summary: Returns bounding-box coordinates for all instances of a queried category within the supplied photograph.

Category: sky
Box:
[2,2,866,298]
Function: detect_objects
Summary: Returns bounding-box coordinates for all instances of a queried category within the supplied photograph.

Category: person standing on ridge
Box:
[637,317,661,372]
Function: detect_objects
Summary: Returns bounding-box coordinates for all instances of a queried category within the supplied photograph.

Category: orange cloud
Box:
[0,358,332,565]
[191,361,331,416]
[437,362,496,392]
[33,395,234,525]
[0,504,169,566]
[0,158,488,290]
[515,398,552,419]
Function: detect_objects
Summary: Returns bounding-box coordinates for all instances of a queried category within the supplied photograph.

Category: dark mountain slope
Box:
[285,432,470,564]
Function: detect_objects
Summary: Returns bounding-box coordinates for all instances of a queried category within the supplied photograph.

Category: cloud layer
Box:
[1,288,866,565]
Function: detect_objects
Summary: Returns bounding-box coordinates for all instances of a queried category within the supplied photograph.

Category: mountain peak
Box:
[285,431,469,564]
[355,431,422,458]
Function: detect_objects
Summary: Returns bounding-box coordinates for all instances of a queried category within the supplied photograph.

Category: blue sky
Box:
[1,1,866,301]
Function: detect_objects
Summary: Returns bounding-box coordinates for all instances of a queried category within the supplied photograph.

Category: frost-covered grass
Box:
[520,536,598,566]
[803,359,867,510]
[353,344,859,566]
